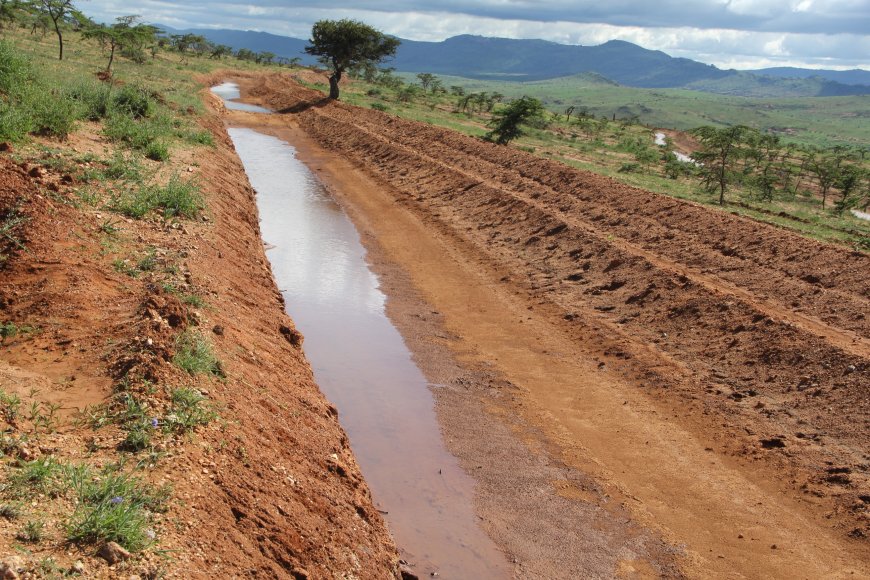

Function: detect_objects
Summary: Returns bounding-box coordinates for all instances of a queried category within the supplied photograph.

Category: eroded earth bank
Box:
[0,89,400,577]
[222,71,869,579]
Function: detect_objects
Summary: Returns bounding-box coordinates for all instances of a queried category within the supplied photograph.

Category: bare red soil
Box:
[239,72,869,576]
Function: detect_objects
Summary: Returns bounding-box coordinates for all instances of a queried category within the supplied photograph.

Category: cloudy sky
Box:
[83,1,869,70]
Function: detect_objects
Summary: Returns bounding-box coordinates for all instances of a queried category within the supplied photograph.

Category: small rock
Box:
[128,575,142,580]
[0,556,24,579]
[98,541,131,564]
[212,325,224,336]
[0,142,12,152]
[71,561,85,574]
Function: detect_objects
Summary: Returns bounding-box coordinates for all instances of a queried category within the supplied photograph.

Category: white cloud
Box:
[82,1,870,70]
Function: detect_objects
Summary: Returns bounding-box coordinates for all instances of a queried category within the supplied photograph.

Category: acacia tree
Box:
[690,125,753,205]
[416,72,434,90]
[0,0,28,29]
[34,0,77,60]
[305,19,399,100]
[83,15,156,72]
[485,96,545,145]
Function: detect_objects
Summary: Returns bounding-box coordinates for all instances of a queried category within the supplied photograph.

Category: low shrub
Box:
[66,465,168,551]
[173,330,222,376]
[164,387,217,434]
[112,85,154,119]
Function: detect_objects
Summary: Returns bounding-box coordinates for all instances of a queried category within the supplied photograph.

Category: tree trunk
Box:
[53,19,63,60]
[107,43,116,72]
[328,71,341,100]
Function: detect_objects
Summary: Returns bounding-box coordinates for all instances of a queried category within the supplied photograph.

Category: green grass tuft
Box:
[173,330,222,377]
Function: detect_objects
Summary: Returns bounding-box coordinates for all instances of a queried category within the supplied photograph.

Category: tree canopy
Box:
[82,15,157,72]
[33,0,79,60]
[485,96,545,145]
[305,19,399,100]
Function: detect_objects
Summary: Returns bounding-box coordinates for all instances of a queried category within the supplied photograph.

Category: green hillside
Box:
[400,73,870,149]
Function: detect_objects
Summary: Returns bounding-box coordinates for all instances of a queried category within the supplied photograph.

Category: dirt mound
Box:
[245,72,870,541]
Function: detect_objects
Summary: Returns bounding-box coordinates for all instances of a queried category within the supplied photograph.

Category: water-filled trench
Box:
[216,85,510,578]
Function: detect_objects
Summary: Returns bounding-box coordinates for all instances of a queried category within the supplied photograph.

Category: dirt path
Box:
[230,73,869,578]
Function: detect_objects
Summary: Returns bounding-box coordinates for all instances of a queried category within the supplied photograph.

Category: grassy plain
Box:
[396,72,870,150]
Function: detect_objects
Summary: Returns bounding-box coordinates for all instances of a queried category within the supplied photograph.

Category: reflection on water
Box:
[228,127,510,579]
[211,82,273,114]
[654,131,696,164]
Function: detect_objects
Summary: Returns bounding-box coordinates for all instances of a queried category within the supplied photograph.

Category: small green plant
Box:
[98,218,122,236]
[182,294,204,308]
[8,457,62,497]
[151,174,202,218]
[370,102,388,112]
[110,175,202,219]
[137,248,158,272]
[145,140,170,162]
[0,388,21,423]
[164,388,217,434]
[103,150,145,182]
[25,400,62,433]
[66,465,168,551]
[121,422,152,452]
[16,519,44,543]
[1,211,28,265]
[184,129,213,146]
[173,330,222,376]
[112,259,139,278]
[0,502,22,520]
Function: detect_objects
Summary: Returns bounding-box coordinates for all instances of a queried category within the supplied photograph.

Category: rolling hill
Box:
[158,26,869,98]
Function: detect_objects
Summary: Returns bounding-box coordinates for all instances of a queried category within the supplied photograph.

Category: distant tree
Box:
[0,0,28,29]
[256,51,275,65]
[209,44,233,60]
[690,125,753,205]
[396,84,420,103]
[473,92,488,113]
[416,72,435,90]
[565,105,576,123]
[745,133,784,201]
[234,48,254,61]
[83,15,157,72]
[170,33,208,55]
[808,152,843,208]
[833,164,866,213]
[33,0,77,60]
[485,96,545,145]
[449,85,465,97]
[305,19,400,100]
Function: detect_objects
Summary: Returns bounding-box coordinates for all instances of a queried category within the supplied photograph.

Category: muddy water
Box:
[227,127,511,579]
[211,82,273,113]
[654,131,696,164]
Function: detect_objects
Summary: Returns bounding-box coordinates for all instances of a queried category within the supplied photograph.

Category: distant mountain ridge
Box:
[747,67,870,87]
[158,25,869,97]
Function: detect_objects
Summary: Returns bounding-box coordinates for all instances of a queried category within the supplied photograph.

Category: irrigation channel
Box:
[215,84,510,578]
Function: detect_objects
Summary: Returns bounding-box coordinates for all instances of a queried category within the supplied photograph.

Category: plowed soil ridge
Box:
[252,74,870,539]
